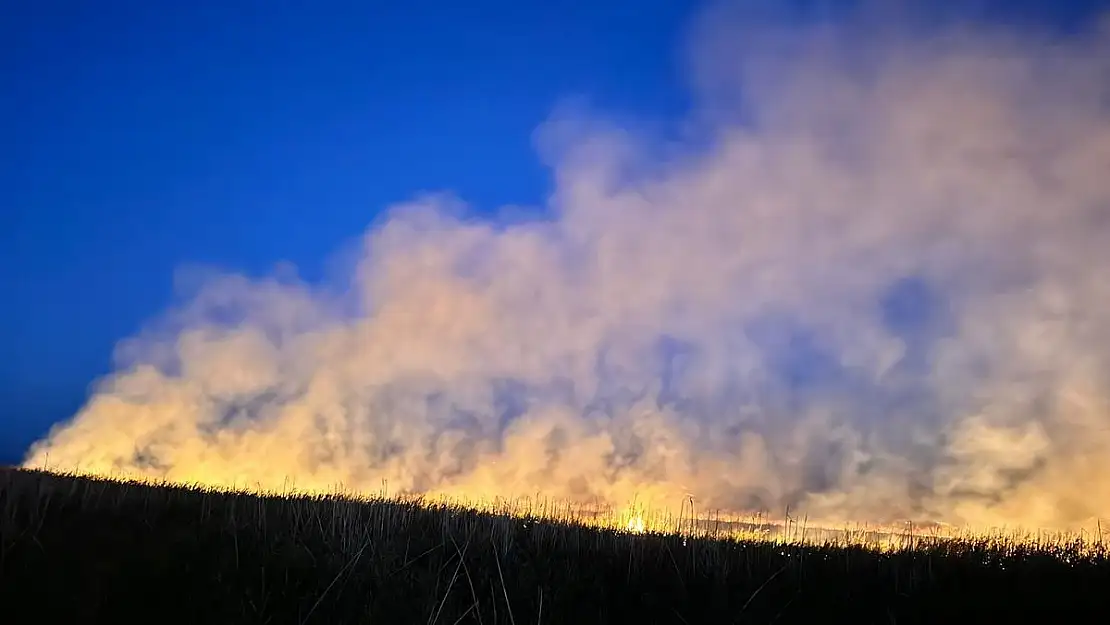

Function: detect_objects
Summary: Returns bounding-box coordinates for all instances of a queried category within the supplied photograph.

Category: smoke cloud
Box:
[25,3,1110,530]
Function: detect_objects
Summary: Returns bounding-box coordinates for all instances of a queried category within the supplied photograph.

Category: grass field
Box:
[2,467,1108,624]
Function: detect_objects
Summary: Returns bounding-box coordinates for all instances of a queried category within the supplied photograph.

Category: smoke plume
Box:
[25,3,1110,530]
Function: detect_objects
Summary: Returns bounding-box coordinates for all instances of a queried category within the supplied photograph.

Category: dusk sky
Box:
[4,0,701,463]
[3,0,1109,495]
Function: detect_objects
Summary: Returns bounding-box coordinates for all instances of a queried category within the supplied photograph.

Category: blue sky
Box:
[2,0,1107,466]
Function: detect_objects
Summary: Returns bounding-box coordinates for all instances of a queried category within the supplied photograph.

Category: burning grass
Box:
[1,467,1108,624]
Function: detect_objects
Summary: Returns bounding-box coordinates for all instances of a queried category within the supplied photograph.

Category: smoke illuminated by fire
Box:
[23,3,1110,532]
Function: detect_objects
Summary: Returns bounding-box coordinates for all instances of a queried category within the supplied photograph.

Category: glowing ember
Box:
[626,513,646,534]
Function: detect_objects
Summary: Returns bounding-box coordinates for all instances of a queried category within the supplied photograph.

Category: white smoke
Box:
[25,3,1110,530]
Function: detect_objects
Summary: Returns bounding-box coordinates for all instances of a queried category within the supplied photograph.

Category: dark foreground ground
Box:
[2,468,1108,624]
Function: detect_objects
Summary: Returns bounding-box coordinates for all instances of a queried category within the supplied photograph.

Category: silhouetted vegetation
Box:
[2,467,1108,624]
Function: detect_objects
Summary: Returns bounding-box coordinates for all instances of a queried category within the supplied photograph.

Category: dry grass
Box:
[2,467,1107,624]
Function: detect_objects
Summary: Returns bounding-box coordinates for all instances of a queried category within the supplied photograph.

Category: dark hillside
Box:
[2,468,1107,624]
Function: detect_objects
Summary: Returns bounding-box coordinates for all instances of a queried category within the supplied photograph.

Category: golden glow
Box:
[624,505,647,534]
